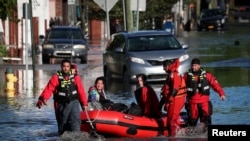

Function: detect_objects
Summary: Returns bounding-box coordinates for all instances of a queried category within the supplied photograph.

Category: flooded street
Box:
[0,23,250,141]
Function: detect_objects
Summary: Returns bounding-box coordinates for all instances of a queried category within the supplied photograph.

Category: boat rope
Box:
[85,110,101,123]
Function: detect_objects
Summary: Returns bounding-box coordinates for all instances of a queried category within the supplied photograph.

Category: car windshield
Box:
[127,35,181,51]
[47,28,84,39]
[200,9,223,18]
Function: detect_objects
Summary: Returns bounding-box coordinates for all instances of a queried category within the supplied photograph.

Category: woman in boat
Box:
[87,76,107,110]
[134,73,161,118]
[88,76,129,112]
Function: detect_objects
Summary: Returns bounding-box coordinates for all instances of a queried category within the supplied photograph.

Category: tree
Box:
[0,0,18,21]
[139,0,176,30]
[87,0,196,29]
[87,0,124,21]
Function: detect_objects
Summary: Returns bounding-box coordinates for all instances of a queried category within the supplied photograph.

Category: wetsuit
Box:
[183,68,225,127]
[160,59,187,136]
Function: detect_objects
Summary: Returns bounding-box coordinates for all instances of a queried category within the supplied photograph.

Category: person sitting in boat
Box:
[88,76,107,110]
[87,76,128,112]
[134,73,161,118]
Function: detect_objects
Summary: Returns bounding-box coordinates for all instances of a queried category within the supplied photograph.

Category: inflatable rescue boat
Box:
[80,110,188,137]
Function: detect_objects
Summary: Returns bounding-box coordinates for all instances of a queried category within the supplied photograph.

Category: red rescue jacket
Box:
[161,59,187,101]
[135,85,161,118]
[183,69,225,103]
[39,72,88,106]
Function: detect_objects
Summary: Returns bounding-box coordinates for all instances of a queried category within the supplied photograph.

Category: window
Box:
[107,35,125,52]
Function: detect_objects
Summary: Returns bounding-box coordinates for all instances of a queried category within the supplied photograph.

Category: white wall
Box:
[17,0,50,51]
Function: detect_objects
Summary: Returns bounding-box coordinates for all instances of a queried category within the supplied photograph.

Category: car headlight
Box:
[43,44,54,48]
[179,54,189,62]
[73,44,86,49]
[130,57,145,64]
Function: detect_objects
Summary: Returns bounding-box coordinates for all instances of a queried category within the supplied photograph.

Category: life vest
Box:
[161,73,187,99]
[176,76,187,98]
[53,71,78,102]
[186,69,210,97]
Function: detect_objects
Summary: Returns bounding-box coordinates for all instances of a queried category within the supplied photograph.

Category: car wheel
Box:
[42,55,50,64]
[123,70,130,91]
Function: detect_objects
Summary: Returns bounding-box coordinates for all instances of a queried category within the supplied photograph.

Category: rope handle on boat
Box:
[85,109,101,123]
[84,110,104,139]
[85,110,95,129]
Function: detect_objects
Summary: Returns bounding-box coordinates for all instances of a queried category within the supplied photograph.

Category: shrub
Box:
[0,44,7,57]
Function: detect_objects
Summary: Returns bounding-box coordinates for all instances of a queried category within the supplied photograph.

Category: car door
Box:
[106,34,126,78]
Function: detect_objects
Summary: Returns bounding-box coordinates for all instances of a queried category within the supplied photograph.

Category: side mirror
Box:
[182,44,189,49]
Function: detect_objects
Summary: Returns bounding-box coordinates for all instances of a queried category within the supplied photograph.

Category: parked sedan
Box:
[197,8,228,31]
[103,30,190,87]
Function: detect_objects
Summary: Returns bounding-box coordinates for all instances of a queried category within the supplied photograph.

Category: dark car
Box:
[41,26,88,64]
[197,8,228,31]
[103,30,190,87]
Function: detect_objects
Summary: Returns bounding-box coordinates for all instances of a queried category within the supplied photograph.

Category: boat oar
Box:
[84,110,102,138]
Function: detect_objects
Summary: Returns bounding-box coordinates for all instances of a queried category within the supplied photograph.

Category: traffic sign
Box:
[93,0,118,12]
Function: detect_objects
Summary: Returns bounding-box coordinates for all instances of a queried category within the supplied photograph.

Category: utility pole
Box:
[81,0,88,37]
[122,0,127,31]
[126,0,133,32]
[29,0,36,93]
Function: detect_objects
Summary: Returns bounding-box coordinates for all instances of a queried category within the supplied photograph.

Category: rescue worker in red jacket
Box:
[134,73,161,118]
[36,59,88,135]
[183,58,225,128]
[159,58,187,136]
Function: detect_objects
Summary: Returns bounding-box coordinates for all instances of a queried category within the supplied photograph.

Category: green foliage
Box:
[139,0,176,30]
[0,44,7,57]
[184,0,197,5]
[87,0,106,20]
[87,0,196,30]
[88,0,124,21]
[88,0,193,21]
[0,0,18,21]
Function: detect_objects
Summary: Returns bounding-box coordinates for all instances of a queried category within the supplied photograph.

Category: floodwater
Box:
[0,23,250,141]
